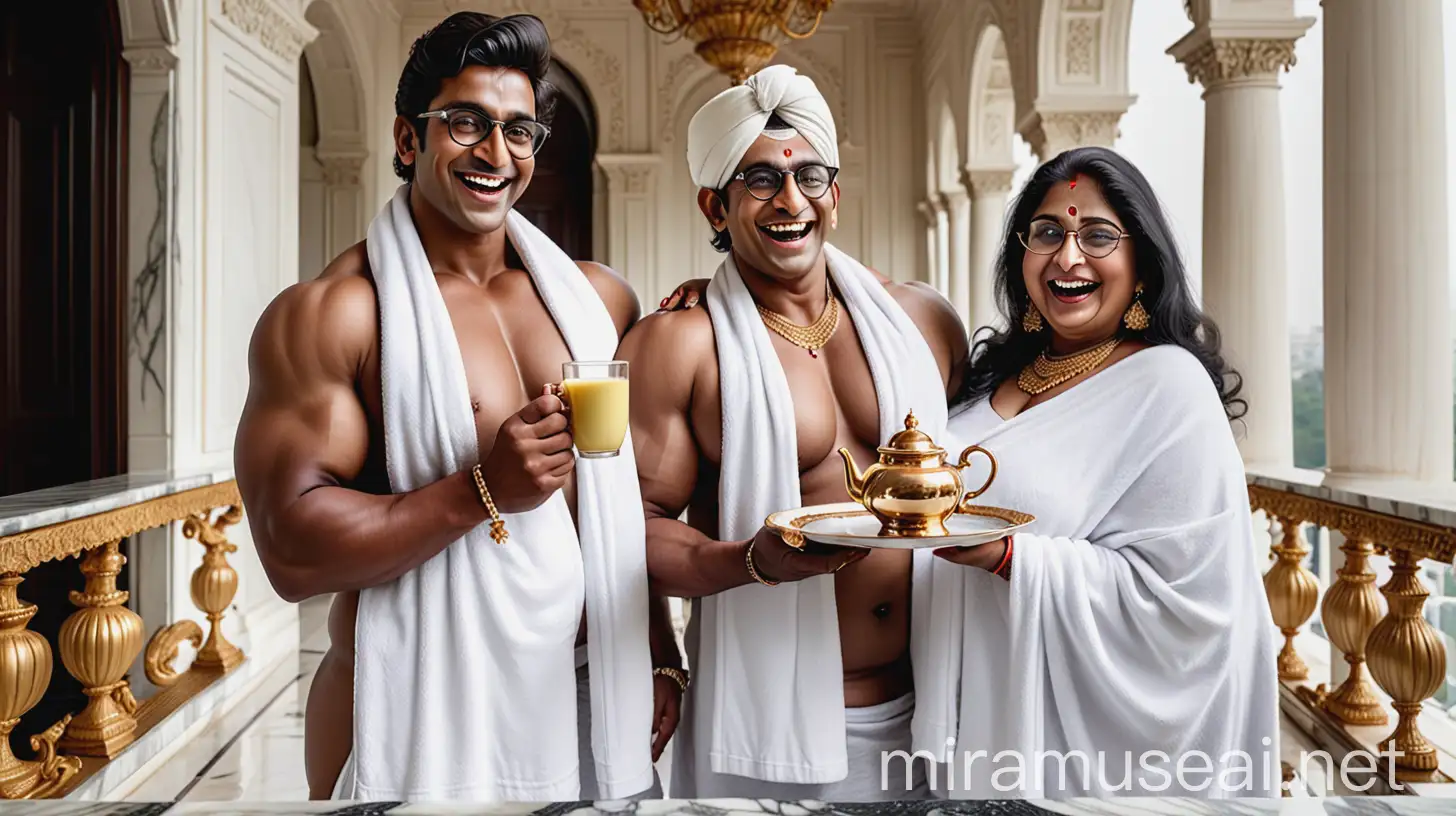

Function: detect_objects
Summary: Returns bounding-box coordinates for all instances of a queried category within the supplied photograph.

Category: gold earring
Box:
[1124,284,1150,331]
[1022,299,1044,332]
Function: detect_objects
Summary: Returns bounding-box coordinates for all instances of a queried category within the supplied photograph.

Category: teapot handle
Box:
[954,445,998,505]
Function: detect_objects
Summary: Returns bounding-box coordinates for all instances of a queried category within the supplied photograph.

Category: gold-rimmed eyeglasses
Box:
[417,108,551,159]
[1018,221,1130,259]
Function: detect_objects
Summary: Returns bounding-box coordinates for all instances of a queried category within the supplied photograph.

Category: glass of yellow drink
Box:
[560,361,630,458]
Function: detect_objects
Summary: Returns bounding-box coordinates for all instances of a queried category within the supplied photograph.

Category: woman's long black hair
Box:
[952,146,1246,422]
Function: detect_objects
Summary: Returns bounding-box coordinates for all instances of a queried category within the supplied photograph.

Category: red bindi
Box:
[1068,206,1078,216]
[1069,179,1077,190]
[784,148,792,157]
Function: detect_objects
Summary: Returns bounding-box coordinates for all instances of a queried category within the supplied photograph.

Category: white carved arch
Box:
[924,81,951,193]
[936,103,959,195]
[966,22,1016,169]
[1015,0,1136,157]
[300,0,368,263]
[549,32,626,152]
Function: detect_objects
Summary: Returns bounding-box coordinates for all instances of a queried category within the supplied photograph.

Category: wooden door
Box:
[0,0,128,496]
[513,79,594,261]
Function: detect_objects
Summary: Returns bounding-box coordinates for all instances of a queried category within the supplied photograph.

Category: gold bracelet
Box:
[471,464,508,544]
[653,666,689,693]
[746,539,779,586]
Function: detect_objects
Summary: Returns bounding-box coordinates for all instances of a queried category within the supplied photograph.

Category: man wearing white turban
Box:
[619,65,968,801]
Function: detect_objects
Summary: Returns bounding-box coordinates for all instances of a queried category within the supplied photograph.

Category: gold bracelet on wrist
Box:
[653,666,689,693]
[471,464,508,544]
[746,539,779,586]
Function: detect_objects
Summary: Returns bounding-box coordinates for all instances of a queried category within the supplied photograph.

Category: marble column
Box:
[964,168,1016,336]
[932,198,951,298]
[916,200,938,287]
[596,154,662,302]
[1322,0,1451,482]
[1169,21,1311,470]
[943,186,972,326]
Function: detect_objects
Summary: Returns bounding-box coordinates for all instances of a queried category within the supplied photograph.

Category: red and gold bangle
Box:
[990,535,1013,580]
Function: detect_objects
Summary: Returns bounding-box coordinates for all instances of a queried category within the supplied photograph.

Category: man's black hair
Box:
[394,12,558,181]
[708,113,793,252]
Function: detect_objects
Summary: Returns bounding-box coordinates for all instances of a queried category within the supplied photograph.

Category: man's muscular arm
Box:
[620,310,861,598]
[578,261,641,340]
[236,270,572,602]
[890,281,970,396]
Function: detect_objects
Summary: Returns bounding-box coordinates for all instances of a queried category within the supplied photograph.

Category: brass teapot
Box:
[838,411,998,537]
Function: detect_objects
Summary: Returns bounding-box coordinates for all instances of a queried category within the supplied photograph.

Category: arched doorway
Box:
[514,61,596,260]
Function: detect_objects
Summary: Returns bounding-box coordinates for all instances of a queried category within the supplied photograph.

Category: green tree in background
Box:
[1291,368,1325,470]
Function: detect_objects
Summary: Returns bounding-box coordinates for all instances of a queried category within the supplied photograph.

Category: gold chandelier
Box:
[633,0,835,85]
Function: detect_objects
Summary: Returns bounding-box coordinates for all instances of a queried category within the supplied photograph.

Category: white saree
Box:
[921,345,1281,799]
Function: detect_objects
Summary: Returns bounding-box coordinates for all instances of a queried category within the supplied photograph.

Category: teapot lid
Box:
[881,411,942,454]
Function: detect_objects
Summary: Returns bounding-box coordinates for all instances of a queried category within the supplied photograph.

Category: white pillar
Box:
[932,198,951,298]
[964,168,1015,336]
[1323,0,1452,482]
[596,154,662,303]
[916,200,938,286]
[1169,21,1311,470]
[944,187,972,326]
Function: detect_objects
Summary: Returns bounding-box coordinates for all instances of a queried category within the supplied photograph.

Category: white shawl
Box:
[345,186,655,801]
[674,245,947,788]
[926,345,1280,798]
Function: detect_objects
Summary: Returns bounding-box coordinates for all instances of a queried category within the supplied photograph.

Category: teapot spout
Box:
[838,447,867,503]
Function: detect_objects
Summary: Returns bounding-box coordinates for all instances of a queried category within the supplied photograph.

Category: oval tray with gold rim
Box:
[765,502,1035,551]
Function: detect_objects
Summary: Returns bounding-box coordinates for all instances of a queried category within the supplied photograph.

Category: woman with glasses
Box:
[917,146,1281,799]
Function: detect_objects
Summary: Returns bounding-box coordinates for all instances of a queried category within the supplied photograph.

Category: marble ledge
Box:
[1246,465,1456,539]
[8,797,1456,814]
[0,467,236,538]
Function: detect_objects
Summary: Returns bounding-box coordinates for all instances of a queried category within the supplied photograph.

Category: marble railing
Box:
[1250,467,1456,792]
[0,469,246,799]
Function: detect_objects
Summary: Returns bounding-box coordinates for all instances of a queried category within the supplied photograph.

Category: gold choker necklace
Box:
[757,282,840,358]
[1017,336,1122,394]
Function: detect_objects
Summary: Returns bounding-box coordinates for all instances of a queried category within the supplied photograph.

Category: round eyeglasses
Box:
[730,164,839,201]
[417,108,551,159]
[1018,221,1130,259]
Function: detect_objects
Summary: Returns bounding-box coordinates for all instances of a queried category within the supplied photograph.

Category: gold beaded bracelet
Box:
[653,666,690,693]
[746,539,779,586]
[470,463,508,544]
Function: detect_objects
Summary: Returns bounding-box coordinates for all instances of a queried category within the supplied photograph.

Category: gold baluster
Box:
[0,574,79,798]
[1320,538,1389,725]
[1263,516,1320,681]
[182,507,244,670]
[1365,547,1446,772]
[57,542,144,757]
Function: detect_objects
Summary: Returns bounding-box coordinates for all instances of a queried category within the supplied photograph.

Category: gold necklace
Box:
[757,282,841,358]
[1017,335,1122,395]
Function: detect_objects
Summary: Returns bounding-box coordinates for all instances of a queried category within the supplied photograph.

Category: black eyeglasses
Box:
[1018,221,1130,259]
[730,164,839,201]
[417,108,551,159]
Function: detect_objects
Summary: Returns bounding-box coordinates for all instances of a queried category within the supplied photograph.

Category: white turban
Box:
[686,64,839,190]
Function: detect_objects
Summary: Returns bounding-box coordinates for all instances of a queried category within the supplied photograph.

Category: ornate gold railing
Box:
[1252,478,1456,790]
[0,478,246,798]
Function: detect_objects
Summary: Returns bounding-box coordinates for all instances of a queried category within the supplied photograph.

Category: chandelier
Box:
[633,0,835,85]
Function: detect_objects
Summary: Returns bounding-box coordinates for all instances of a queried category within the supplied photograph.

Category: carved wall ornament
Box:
[318,155,365,187]
[122,46,179,74]
[1025,111,1122,159]
[964,168,1015,197]
[1247,484,1456,566]
[657,53,709,144]
[1179,38,1300,88]
[1066,0,1104,10]
[551,30,626,151]
[1062,17,1097,79]
[220,0,314,64]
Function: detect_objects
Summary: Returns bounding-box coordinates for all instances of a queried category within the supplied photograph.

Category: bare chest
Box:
[692,314,882,503]
[358,271,572,460]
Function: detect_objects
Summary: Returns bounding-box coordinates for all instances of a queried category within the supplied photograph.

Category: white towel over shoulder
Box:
[674,245,949,789]
[344,186,654,801]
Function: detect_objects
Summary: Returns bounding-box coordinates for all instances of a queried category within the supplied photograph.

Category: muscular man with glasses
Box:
[617,66,967,800]
[236,12,678,801]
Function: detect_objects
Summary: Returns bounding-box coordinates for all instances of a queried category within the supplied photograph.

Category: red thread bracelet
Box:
[990,536,1013,578]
